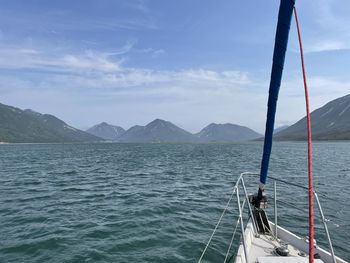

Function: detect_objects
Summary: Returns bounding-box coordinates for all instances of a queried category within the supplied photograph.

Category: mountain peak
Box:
[197,122,261,142]
[86,122,125,141]
[146,118,169,128]
[153,118,165,122]
[119,119,196,143]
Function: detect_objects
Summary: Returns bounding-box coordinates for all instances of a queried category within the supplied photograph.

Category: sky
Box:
[0,0,349,133]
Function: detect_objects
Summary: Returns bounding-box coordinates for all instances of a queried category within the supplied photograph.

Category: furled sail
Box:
[259,0,295,193]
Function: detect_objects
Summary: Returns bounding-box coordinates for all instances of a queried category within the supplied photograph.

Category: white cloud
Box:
[61,52,121,72]
[106,40,137,56]
[137,47,166,58]
[303,40,348,53]
[297,0,350,53]
[0,45,263,131]
[0,48,123,73]
[0,42,349,132]
[0,46,250,90]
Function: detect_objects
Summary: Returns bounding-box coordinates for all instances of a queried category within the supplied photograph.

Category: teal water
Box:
[0,142,349,262]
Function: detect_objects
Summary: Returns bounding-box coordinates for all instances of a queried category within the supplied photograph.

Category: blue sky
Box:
[0,0,349,133]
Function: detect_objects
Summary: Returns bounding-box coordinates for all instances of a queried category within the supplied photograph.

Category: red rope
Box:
[293,7,314,263]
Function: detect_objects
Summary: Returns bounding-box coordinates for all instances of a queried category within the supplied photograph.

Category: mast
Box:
[257,0,295,201]
[257,1,316,262]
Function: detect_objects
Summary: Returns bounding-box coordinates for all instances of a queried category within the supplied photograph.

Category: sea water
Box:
[0,142,349,262]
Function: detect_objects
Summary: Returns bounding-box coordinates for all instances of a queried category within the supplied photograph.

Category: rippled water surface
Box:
[0,142,349,262]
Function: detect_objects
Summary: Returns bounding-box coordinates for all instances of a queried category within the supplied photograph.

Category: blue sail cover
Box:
[260,0,295,185]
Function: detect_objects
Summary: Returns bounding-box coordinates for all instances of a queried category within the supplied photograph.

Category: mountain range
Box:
[0,102,260,143]
[1,94,349,143]
[275,94,350,140]
[85,120,262,142]
[0,103,100,143]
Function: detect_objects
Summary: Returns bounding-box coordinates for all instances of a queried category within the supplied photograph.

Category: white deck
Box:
[258,258,322,263]
[234,220,347,263]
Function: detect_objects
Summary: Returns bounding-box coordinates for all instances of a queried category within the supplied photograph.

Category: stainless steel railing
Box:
[268,175,337,263]
[198,172,338,263]
[198,172,258,263]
